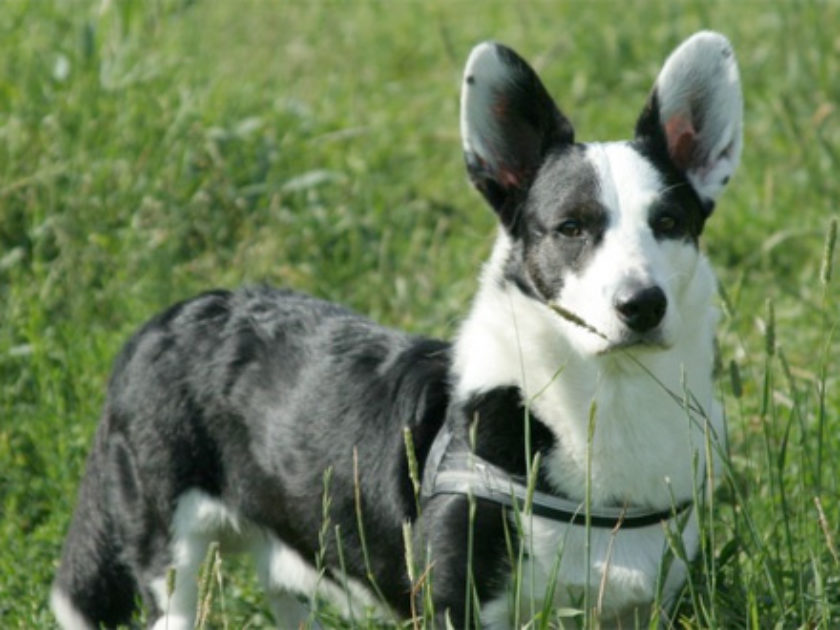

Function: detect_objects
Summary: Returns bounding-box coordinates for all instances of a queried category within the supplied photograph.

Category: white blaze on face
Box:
[554,142,701,355]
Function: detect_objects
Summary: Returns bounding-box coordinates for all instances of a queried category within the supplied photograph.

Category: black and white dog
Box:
[53,31,741,629]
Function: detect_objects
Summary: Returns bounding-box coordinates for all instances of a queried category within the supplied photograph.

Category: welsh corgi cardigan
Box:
[53,31,742,629]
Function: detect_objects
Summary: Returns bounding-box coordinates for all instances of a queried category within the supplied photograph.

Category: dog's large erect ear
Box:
[636,31,743,211]
[461,42,574,226]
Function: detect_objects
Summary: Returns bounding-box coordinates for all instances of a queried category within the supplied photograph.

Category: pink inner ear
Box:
[498,167,521,188]
[664,115,697,170]
[490,95,521,187]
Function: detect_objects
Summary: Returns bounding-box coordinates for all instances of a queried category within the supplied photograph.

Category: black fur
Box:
[504,145,607,302]
[55,287,451,622]
[463,43,574,229]
[417,386,556,627]
[634,92,711,229]
[55,287,556,627]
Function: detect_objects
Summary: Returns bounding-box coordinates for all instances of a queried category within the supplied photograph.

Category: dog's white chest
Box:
[482,510,697,627]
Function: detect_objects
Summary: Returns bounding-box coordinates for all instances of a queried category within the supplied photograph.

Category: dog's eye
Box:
[555,219,583,238]
[652,213,681,236]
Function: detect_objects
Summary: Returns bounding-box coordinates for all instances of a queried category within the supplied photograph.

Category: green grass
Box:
[1,0,838,627]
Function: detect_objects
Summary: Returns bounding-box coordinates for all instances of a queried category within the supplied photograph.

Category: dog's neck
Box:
[451,230,723,509]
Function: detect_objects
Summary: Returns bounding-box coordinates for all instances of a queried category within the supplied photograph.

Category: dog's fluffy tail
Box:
[52,423,138,629]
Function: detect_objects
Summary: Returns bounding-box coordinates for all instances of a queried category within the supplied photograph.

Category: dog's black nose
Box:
[614,285,667,333]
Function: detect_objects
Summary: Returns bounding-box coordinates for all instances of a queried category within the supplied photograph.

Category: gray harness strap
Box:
[421,427,692,529]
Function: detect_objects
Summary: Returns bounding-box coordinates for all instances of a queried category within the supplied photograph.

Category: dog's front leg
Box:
[416,494,513,629]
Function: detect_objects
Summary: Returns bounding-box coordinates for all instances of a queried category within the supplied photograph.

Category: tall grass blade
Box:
[813,497,839,567]
[584,401,596,626]
[403,426,422,517]
[820,217,837,286]
[352,448,400,625]
[333,524,357,627]
[195,541,220,629]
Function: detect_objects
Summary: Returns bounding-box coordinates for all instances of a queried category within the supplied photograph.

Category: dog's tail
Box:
[51,421,138,630]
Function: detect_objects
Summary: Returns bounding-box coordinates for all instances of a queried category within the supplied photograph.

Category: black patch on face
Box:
[634,93,711,236]
[646,193,704,244]
[503,145,607,302]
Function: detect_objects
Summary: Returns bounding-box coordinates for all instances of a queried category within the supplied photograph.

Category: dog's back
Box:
[52,287,450,628]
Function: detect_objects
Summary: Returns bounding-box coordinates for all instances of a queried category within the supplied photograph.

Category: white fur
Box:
[149,489,388,629]
[50,587,95,630]
[453,140,724,622]
[559,143,705,356]
[254,531,390,623]
[460,42,506,175]
[149,489,257,630]
[481,508,697,627]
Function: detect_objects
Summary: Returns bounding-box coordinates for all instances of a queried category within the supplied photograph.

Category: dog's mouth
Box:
[596,334,671,356]
[547,302,670,355]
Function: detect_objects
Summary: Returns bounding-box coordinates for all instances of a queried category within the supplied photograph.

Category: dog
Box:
[52,31,741,629]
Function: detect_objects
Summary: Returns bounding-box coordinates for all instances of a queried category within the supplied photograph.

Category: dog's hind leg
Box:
[51,448,138,630]
[145,490,242,630]
[53,432,215,630]
[144,533,207,630]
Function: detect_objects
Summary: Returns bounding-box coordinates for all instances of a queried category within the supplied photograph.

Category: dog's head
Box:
[461,32,742,356]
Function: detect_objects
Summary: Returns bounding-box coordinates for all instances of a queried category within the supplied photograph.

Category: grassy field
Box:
[1,0,838,627]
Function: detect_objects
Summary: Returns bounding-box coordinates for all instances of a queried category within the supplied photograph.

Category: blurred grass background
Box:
[0,0,838,627]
